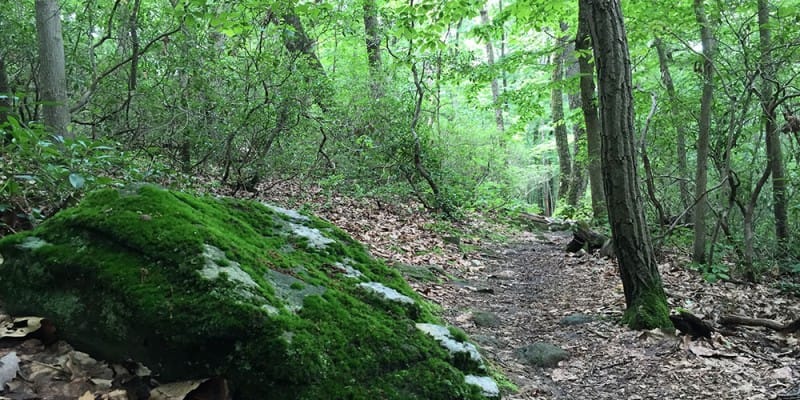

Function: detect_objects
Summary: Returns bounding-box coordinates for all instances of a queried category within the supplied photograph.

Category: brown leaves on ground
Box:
[249,181,799,399]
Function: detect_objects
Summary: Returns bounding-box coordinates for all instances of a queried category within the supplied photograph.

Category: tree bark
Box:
[565,42,586,207]
[480,8,504,134]
[692,0,714,264]
[0,55,11,124]
[757,0,789,252]
[552,23,572,203]
[576,7,606,221]
[363,0,382,98]
[35,0,71,138]
[654,37,691,221]
[584,0,670,330]
[278,11,325,76]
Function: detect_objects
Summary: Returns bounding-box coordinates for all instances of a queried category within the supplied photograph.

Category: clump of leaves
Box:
[0,119,134,235]
[776,281,800,298]
[688,262,731,283]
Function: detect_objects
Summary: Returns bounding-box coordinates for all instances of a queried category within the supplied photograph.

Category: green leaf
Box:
[69,173,85,189]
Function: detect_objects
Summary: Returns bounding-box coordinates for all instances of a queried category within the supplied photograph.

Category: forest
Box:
[1,0,800,398]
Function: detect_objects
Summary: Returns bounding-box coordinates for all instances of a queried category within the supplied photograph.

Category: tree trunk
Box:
[35,0,70,138]
[480,8,504,134]
[565,43,586,207]
[654,37,691,221]
[692,0,714,265]
[363,0,382,98]
[584,0,670,330]
[576,6,606,222]
[552,23,572,203]
[0,55,11,124]
[757,0,789,253]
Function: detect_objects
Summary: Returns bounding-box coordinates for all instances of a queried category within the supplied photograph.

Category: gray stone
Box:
[514,342,569,368]
[559,313,594,326]
[472,311,501,328]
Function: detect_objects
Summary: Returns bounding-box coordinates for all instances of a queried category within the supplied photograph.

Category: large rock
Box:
[0,185,497,399]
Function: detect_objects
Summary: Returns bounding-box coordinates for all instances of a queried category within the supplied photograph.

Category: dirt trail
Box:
[431,231,800,400]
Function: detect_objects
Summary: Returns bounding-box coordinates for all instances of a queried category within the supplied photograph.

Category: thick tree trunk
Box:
[576,7,606,221]
[363,0,382,98]
[584,0,670,330]
[480,9,504,134]
[35,0,71,138]
[757,0,789,252]
[552,23,572,203]
[654,37,691,221]
[692,0,714,264]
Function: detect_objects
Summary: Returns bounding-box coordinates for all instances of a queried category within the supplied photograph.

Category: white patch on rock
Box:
[0,351,20,389]
[288,223,334,249]
[415,323,483,365]
[264,204,309,222]
[261,304,279,316]
[199,244,260,294]
[358,282,414,304]
[464,375,499,398]
[17,237,50,250]
[334,259,363,278]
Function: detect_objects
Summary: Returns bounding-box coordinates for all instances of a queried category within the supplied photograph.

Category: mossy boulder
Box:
[0,185,498,399]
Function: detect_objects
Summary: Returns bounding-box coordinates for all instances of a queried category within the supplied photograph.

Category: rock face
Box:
[0,185,497,399]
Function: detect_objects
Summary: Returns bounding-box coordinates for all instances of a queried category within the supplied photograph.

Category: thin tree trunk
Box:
[757,0,789,253]
[654,37,691,221]
[0,56,11,124]
[480,9,504,134]
[585,0,670,330]
[565,41,586,206]
[499,0,508,109]
[363,0,382,98]
[692,0,714,264]
[411,63,451,217]
[35,0,71,138]
[576,7,606,221]
[552,23,572,202]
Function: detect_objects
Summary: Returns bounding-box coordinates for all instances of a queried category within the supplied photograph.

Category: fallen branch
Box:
[719,315,800,333]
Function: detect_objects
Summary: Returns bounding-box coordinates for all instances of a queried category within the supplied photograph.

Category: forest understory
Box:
[1,182,799,399]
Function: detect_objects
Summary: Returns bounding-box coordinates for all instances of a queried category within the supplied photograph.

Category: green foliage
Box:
[688,262,731,283]
[0,119,135,234]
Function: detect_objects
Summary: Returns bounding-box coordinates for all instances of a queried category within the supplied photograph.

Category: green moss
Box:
[621,288,673,330]
[0,185,492,399]
[448,326,470,343]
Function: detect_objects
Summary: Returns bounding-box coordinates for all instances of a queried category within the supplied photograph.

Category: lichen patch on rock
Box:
[358,282,414,304]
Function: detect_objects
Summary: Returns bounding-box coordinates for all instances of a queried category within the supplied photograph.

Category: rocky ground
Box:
[1,182,799,399]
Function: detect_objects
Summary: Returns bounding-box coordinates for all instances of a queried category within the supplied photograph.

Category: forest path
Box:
[429,230,799,400]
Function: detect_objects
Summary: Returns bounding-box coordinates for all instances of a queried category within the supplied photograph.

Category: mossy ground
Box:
[0,185,488,399]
